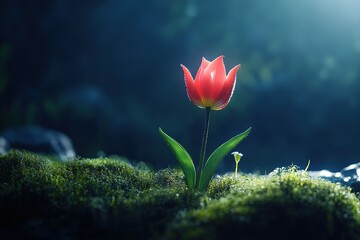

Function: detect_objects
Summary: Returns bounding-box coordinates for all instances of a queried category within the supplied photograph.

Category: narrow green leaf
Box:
[159,128,196,189]
[198,127,252,191]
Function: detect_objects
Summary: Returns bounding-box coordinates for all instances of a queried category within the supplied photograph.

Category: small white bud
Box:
[231,151,243,163]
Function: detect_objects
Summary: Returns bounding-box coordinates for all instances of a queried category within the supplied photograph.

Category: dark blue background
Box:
[1,0,360,173]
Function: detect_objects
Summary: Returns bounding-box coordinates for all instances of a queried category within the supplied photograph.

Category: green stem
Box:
[235,162,238,176]
[196,107,211,189]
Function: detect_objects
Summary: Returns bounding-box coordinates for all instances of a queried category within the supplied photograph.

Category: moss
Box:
[167,167,360,240]
[0,151,359,239]
[154,168,187,188]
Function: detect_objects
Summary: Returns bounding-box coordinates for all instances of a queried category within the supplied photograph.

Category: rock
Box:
[308,163,360,192]
[0,126,76,161]
[0,137,9,155]
[341,163,360,182]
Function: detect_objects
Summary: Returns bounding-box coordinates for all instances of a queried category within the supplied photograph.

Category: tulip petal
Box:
[195,57,211,81]
[194,57,211,107]
[204,56,226,84]
[210,56,227,100]
[226,64,241,82]
[201,56,226,106]
[181,64,203,107]
[212,64,240,110]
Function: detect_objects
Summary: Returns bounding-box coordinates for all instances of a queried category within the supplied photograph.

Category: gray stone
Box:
[0,126,76,161]
[0,137,10,155]
[308,163,360,192]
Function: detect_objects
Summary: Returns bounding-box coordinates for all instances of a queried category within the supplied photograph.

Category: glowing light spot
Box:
[319,170,334,178]
[334,172,342,178]
[344,177,351,182]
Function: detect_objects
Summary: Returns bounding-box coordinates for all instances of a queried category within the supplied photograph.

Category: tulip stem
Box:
[196,107,211,189]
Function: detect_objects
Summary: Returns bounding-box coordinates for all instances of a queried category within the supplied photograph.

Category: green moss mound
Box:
[169,168,360,240]
[0,151,359,239]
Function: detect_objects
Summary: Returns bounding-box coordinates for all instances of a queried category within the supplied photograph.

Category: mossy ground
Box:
[0,150,359,239]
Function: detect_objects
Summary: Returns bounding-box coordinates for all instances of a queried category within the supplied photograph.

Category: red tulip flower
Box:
[181,56,241,110]
[160,55,250,191]
[179,55,242,189]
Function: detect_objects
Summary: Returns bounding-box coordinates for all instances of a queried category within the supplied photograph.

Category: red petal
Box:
[195,57,211,81]
[203,56,226,81]
[200,56,226,106]
[194,57,211,107]
[212,64,240,110]
[226,64,241,82]
[181,64,203,107]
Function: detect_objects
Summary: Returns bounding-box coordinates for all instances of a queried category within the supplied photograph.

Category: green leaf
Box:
[198,127,252,191]
[159,128,196,189]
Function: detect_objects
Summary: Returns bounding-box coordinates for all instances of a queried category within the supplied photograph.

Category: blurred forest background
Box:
[1,0,360,173]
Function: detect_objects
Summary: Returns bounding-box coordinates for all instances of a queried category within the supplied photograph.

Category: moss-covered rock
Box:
[168,168,360,239]
[0,151,359,239]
